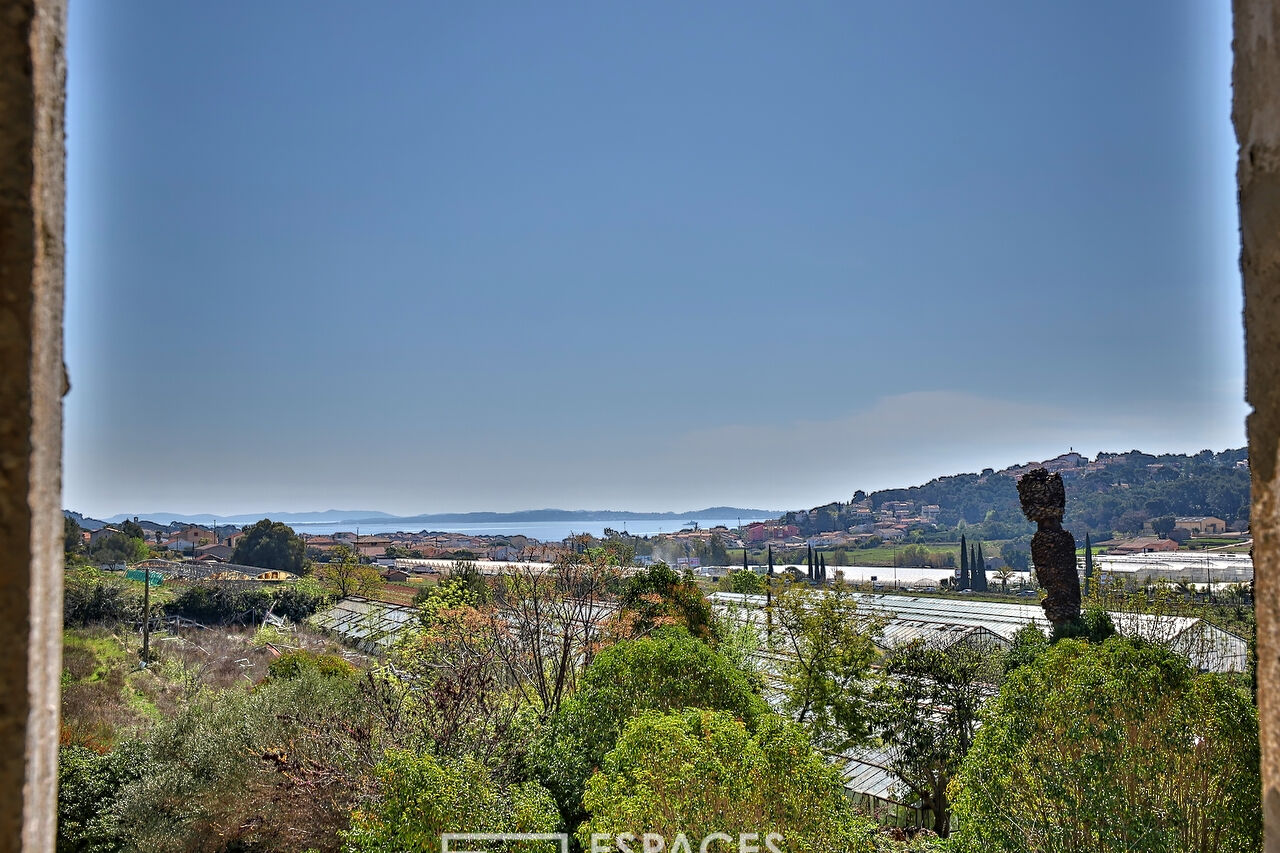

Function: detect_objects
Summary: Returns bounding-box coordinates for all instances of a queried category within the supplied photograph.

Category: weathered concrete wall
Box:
[1235,1,1280,849]
[0,0,65,850]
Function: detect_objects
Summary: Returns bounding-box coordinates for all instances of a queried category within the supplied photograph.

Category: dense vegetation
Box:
[231,519,309,573]
[58,554,1258,853]
[953,637,1260,852]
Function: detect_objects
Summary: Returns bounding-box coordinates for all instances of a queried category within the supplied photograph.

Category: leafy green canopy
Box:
[579,709,878,853]
[873,639,1002,837]
[266,648,356,681]
[952,637,1260,853]
[720,567,766,595]
[63,567,148,626]
[230,518,308,574]
[525,627,768,829]
[86,531,150,565]
[166,579,328,625]
[57,742,150,853]
[344,751,559,853]
[617,563,714,640]
[773,581,882,751]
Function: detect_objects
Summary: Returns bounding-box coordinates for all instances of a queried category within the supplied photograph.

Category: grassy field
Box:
[61,627,181,750]
[372,582,421,606]
[1183,537,1252,552]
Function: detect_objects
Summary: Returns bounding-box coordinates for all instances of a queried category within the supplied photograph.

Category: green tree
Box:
[720,568,766,595]
[711,602,764,692]
[106,669,369,852]
[952,638,1261,853]
[344,751,559,853]
[958,534,969,590]
[314,543,384,598]
[1002,623,1049,674]
[229,518,307,574]
[1152,514,1177,538]
[972,542,988,592]
[64,516,82,558]
[63,566,147,626]
[993,565,1015,593]
[706,532,729,566]
[525,627,767,829]
[999,541,1029,571]
[86,530,150,565]
[578,709,878,853]
[617,563,713,641]
[772,580,882,750]
[872,638,1001,837]
[415,561,493,621]
[118,519,146,541]
[266,649,357,682]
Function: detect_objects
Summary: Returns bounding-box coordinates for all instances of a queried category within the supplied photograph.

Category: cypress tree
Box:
[819,553,827,582]
[808,544,814,581]
[974,541,988,591]
[959,534,969,590]
[1084,532,1094,597]
[743,548,749,573]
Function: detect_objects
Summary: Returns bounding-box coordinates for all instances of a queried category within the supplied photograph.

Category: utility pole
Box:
[141,560,151,665]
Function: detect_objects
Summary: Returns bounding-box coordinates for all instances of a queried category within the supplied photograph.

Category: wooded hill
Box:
[784,448,1250,544]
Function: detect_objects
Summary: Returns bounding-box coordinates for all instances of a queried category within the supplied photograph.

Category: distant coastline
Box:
[88,506,781,529]
[283,515,775,541]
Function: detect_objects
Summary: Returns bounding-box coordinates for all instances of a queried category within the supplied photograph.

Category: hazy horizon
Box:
[69,439,1245,521]
[65,2,1247,519]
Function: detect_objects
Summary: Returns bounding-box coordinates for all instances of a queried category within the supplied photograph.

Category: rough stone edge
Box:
[22,0,65,849]
[1234,1,1280,849]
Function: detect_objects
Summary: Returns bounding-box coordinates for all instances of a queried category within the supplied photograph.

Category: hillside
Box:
[784,448,1251,543]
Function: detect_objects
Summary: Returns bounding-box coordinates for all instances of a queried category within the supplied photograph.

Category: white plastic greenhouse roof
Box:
[309,597,418,651]
[709,591,1247,673]
[837,746,906,804]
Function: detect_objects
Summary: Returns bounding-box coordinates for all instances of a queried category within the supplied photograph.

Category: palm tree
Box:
[994,566,1015,593]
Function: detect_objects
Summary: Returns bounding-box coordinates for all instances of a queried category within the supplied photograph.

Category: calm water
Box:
[285,517,771,543]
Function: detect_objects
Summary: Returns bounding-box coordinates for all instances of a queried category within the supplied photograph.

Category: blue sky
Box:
[65,1,1246,517]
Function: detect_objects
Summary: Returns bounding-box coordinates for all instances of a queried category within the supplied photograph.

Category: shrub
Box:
[64,567,145,627]
[266,649,356,681]
[952,637,1260,853]
[579,709,877,853]
[57,742,150,853]
[166,583,272,625]
[343,751,560,853]
[107,668,366,852]
[270,579,331,620]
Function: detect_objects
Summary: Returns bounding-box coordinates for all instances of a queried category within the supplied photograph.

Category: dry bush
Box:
[61,644,98,681]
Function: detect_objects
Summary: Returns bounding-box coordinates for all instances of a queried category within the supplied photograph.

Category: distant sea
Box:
[284,517,771,542]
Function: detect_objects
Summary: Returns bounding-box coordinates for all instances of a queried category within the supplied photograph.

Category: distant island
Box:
[83,506,780,530]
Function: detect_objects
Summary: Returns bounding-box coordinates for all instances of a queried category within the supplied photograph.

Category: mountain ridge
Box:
[82,506,780,528]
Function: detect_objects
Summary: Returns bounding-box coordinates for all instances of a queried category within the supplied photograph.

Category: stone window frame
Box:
[2,1,1278,850]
